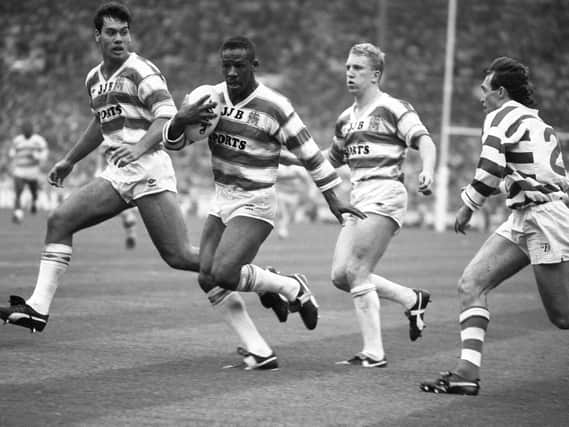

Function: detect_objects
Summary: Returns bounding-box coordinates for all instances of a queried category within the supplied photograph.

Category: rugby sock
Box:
[455,306,490,380]
[122,210,136,231]
[369,273,416,309]
[121,211,137,241]
[351,284,385,361]
[236,264,300,302]
[26,243,72,315]
[121,210,137,228]
[207,287,272,357]
[124,222,136,239]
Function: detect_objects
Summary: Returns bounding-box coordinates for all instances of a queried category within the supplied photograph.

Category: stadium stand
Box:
[1,0,567,221]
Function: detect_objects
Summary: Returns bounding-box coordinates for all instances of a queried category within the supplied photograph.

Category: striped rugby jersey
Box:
[462,100,569,211]
[85,53,177,159]
[328,92,430,185]
[9,133,48,178]
[205,82,341,192]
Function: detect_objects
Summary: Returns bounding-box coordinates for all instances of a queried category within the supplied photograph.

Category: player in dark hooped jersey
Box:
[0,2,214,333]
[421,56,569,395]
[164,36,365,370]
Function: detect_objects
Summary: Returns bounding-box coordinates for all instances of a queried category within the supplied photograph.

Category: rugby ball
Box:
[182,85,221,143]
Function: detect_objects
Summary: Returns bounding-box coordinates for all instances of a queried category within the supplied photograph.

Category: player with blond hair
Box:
[329,43,437,367]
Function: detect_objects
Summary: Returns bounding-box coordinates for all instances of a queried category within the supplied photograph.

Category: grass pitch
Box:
[1,209,568,426]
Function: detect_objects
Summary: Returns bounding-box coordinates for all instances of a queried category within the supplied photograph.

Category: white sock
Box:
[26,243,72,315]
[122,210,137,238]
[121,210,137,227]
[207,287,272,357]
[351,283,384,361]
[236,264,300,301]
[369,273,416,309]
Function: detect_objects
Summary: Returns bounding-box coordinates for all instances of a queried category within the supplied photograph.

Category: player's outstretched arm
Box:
[322,188,366,224]
[417,135,437,195]
[48,117,103,187]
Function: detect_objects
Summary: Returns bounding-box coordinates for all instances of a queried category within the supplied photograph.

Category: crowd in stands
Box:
[1,0,568,224]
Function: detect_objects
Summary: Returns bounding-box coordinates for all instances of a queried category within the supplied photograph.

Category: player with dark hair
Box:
[0,2,214,333]
[421,56,569,395]
[8,120,49,223]
[325,43,436,367]
[164,35,365,370]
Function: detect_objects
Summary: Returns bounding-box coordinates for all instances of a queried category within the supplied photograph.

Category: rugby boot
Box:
[258,266,289,322]
[405,289,431,341]
[0,295,49,333]
[288,273,319,330]
[222,346,279,371]
[336,352,388,368]
[420,371,480,396]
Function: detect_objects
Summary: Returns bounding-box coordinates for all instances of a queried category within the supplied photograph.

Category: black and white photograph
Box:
[1,1,568,425]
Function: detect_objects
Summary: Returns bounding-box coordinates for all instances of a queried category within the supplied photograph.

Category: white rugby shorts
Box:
[13,166,42,181]
[495,200,569,264]
[99,150,177,204]
[347,178,408,228]
[209,183,277,226]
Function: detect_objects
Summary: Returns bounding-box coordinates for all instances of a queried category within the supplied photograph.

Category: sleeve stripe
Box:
[162,118,186,151]
[478,157,504,178]
[462,189,482,210]
[471,179,497,197]
[482,134,502,151]
[300,151,326,171]
[409,131,429,149]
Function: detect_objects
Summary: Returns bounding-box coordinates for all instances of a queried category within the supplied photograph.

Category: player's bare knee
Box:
[457,275,484,305]
[157,244,197,270]
[554,318,569,330]
[210,264,239,290]
[331,267,349,292]
[161,252,187,270]
[548,312,569,329]
[46,208,71,235]
[172,247,200,272]
[344,265,367,288]
[198,272,215,293]
[331,277,350,292]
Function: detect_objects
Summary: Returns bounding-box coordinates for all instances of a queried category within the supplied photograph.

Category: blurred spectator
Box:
[7,120,49,223]
[2,0,567,223]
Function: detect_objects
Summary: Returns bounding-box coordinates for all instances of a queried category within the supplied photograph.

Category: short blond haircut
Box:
[349,43,385,74]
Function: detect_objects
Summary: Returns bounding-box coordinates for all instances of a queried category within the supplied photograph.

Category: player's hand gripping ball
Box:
[183,85,221,143]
